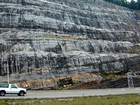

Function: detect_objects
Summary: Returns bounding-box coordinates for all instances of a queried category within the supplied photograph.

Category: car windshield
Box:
[14,84,18,87]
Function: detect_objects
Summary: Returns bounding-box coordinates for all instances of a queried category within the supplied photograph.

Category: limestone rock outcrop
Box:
[0,0,140,88]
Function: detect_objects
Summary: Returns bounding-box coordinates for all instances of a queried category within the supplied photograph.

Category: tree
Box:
[137,0,140,9]
[105,0,140,10]
[129,0,136,9]
[120,0,128,6]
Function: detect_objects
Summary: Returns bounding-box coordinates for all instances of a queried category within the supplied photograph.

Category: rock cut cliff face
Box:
[0,0,140,88]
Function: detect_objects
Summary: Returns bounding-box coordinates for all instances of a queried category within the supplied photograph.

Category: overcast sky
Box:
[127,0,137,2]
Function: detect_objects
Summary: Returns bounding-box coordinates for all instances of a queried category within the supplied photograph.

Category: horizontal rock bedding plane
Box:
[0,0,140,89]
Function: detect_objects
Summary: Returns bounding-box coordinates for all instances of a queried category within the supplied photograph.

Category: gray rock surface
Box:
[0,0,140,88]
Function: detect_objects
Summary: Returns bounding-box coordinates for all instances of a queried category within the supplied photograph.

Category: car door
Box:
[8,84,19,94]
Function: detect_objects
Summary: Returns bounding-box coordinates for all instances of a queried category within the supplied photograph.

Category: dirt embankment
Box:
[65,77,140,90]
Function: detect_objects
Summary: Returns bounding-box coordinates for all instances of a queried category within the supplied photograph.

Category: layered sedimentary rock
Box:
[0,0,140,88]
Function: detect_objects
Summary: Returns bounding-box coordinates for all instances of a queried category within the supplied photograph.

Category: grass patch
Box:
[0,94,140,105]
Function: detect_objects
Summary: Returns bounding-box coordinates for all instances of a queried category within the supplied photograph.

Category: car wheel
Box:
[18,91,24,96]
[0,91,5,96]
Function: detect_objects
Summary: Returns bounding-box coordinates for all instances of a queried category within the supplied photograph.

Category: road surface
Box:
[0,88,140,99]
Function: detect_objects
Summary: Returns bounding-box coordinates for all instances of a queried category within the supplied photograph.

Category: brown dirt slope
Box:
[66,77,140,90]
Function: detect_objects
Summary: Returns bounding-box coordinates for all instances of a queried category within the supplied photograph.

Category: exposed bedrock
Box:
[0,0,140,88]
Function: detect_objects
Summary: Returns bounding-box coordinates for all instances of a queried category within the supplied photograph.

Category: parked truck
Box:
[0,84,27,96]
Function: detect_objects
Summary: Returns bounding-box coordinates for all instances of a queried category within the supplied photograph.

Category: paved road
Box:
[0,88,140,99]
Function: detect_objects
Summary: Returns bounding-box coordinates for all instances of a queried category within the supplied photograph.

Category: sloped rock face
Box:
[0,0,140,88]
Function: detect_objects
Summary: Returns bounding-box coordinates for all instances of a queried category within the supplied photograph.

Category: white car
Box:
[0,84,27,96]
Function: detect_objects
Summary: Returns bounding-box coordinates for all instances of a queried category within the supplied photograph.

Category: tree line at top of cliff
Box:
[104,0,140,10]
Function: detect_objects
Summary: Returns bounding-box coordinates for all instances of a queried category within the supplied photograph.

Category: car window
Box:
[0,84,8,88]
[11,84,17,88]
